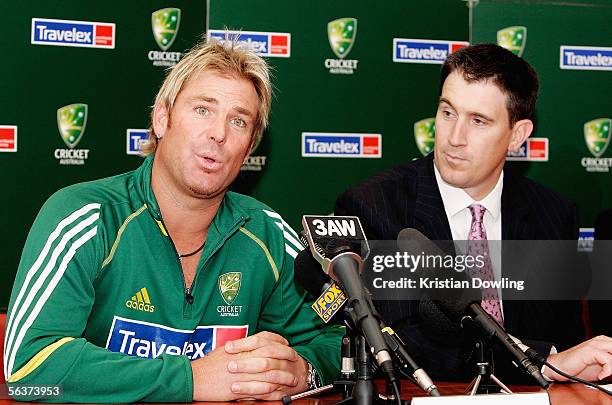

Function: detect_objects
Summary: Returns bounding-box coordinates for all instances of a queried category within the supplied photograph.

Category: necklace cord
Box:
[178,240,206,258]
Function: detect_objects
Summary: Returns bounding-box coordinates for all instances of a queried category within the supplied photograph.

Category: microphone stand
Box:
[283,308,408,405]
[335,334,388,405]
[463,318,513,395]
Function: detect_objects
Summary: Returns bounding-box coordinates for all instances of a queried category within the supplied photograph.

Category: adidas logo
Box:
[125,287,155,313]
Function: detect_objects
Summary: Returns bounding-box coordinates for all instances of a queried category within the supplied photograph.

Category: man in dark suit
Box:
[335,44,612,384]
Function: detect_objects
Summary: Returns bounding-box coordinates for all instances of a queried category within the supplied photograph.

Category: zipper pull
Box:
[185,287,194,305]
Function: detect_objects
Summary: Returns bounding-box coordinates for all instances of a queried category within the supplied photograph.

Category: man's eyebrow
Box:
[471,111,495,122]
[438,97,494,121]
[439,97,452,105]
[187,96,254,118]
[233,106,255,118]
[188,96,218,103]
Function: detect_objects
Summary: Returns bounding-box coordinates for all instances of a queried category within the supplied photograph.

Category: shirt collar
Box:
[433,160,503,221]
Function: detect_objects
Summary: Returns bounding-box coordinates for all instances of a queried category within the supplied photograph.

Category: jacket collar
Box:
[501,169,531,239]
[413,154,453,241]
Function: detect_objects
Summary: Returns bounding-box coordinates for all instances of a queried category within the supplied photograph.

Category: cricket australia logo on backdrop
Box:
[497,26,527,57]
[325,18,358,74]
[55,103,90,165]
[241,135,267,172]
[148,8,182,67]
[581,118,611,173]
[217,272,243,317]
[414,118,435,156]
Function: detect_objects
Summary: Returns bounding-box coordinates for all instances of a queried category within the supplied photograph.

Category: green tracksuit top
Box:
[4,155,343,402]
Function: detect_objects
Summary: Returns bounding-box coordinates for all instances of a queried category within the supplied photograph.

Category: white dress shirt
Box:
[433,161,504,315]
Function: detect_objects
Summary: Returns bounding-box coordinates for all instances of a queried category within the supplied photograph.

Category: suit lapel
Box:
[501,171,534,332]
[413,156,453,240]
[501,172,532,240]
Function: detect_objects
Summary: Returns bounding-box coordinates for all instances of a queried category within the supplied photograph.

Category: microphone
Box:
[295,245,440,395]
[301,216,396,381]
[399,228,549,389]
[299,217,441,396]
[461,303,549,389]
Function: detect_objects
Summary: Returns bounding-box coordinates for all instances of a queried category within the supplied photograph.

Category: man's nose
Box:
[448,118,467,147]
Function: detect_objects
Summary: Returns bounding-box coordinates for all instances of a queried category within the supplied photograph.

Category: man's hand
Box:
[544,335,612,382]
[191,331,309,401]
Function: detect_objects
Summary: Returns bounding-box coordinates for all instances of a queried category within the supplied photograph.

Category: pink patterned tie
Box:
[467,204,504,326]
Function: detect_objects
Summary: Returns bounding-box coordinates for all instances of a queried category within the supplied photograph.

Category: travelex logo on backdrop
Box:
[578,228,595,252]
[106,316,248,360]
[560,46,612,71]
[497,26,527,57]
[148,8,182,67]
[302,133,381,158]
[31,18,115,49]
[0,126,17,153]
[126,129,150,156]
[414,118,435,156]
[582,118,611,172]
[325,18,358,74]
[208,30,291,58]
[55,103,90,165]
[507,138,549,162]
[393,39,468,64]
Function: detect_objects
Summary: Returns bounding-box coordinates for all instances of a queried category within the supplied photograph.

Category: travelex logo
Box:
[582,118,611,172]
[126,288,155,313]
[578,228,595,252]
[148,8,182,67]
[106,316,248,361]
[560,46,612,71]
[55,103,90,165]
[312,282,347,323]
[414,118,435,156]
[0,126,17,153]
[31,18,114,49]
[497,26,527,57]
[393,38,468,64]
[127,129,149,156]
[506,138,549,162]
[208,30,291,58]
[325,18,358,74]
[302,133,382,158]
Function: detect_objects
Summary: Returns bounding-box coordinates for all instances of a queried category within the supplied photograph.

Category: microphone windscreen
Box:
[294,248,329,296]
[397,228,430,242]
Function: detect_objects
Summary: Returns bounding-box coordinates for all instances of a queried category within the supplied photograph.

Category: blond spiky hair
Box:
[143,36,272,155]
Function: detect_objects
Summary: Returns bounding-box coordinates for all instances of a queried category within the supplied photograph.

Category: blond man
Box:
[5,39,342,402]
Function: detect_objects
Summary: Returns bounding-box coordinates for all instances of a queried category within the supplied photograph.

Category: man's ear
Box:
[152,103,169,139]
[508,119,534,153]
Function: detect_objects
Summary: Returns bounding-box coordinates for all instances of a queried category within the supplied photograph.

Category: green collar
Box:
[133,154,250,239]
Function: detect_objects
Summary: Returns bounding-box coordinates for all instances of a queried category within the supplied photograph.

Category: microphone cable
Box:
[525,348,612,396]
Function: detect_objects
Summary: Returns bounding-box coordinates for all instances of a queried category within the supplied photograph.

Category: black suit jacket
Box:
[335,155,585,381]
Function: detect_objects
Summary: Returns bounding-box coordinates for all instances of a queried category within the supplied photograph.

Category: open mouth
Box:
[196,154,223,171]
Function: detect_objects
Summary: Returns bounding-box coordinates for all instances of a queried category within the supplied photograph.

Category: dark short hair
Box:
[440,43,539,127]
